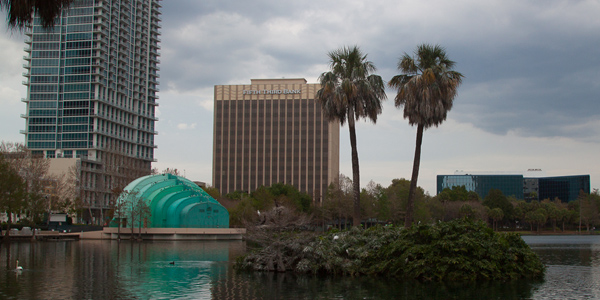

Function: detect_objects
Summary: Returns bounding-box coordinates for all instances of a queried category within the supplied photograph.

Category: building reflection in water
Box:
[0,240,248,299]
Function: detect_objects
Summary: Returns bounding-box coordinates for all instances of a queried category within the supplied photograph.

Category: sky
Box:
[0,0,599,196]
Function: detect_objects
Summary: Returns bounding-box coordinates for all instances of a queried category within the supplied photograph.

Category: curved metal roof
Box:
[110,174,229,228]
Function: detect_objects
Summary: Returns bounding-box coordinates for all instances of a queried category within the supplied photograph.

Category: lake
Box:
[1,235,599,299]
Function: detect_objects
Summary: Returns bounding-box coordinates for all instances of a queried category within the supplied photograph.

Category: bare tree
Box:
[161,168,180,176]
[79,141,151,225]
[0,142,50,224]
[124,192,151,241]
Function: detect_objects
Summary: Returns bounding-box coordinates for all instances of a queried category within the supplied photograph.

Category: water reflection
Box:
[0,240,245,299]
[1,236,600,299]
[224,272,539,300]
[523,235,600,300]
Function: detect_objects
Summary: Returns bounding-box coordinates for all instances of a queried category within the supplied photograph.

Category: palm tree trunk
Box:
[347,111,361,227]
[405,124,424,227]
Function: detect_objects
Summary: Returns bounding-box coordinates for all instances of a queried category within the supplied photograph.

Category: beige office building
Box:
[213,78,340,202]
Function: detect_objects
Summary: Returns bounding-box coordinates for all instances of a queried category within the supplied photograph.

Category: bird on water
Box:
[16,260,23,271]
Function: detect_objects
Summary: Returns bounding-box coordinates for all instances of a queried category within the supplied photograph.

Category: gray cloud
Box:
[158,0,600,143]
[1,1,598,191]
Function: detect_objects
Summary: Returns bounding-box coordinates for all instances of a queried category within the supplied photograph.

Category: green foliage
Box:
[201,186,221,199]
[0,155,28,232]
[483,189,515,221]
[226,190,249,201]
[227,183,313,226]
[236,219,545,281]
[267,183,312,212]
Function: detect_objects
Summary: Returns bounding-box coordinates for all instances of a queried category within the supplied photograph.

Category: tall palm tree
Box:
[316,45,386,227]
[388,44,463,227]
[0,0,74,30]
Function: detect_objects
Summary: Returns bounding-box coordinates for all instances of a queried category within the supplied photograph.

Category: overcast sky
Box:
[1,0,598,195]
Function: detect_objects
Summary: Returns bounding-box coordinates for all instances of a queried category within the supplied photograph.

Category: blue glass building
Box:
[21,0,161,222]
[437,174,590,202]
[437,174,524,200]
[524,175,590,202]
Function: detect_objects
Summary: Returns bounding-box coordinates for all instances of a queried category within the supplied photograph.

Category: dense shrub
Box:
[235,218,545,281]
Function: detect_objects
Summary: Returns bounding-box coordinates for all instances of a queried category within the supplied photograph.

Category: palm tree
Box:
[388,44,463,227]
[316,45,386,227]
[0,0,74,30]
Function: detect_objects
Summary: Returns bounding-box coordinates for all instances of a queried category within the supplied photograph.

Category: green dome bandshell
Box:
[109,174,229,228]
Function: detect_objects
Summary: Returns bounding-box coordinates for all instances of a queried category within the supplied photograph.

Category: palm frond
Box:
[1,0,74,31]
[389,43,464,129]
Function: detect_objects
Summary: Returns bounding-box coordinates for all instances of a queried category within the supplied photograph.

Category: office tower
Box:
[213,78,340,203]
[21,0,161,223]
[437,173,590,202]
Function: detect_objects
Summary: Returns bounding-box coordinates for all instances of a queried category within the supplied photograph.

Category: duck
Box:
[16,260,23,271]
[169,261,175,265]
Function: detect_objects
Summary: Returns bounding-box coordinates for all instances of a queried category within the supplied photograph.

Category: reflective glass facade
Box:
[22,0,161,222]
[524,175,590,202]
[437,175,524,199]
[438,174,591,202]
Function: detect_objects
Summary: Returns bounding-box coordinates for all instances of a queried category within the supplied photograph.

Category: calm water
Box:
[0,235,599,299]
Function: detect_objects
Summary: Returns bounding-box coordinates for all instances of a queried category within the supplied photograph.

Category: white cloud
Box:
[177,123,197,130]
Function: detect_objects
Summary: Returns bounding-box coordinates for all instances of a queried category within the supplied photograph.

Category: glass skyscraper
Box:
[21,0,161,223]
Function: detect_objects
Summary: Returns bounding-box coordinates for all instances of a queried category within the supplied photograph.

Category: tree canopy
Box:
[0,154,27,236]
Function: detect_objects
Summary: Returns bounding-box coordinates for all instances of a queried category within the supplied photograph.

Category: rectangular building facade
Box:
[438,174,590,202]
[524,175,590,202]
[213,78,340,202]
[21,0,161,223]
[437,174,524,200]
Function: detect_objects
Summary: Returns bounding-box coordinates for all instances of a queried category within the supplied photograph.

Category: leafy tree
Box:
[0,0,73,30]
[579,192,600,232]
[388,44,464,227]
[437,186,473,202]
[542,198,561,232]
[530,208,548,232]
[1,142,50,224]
[250,186,275,212]
[361,180,389,222]
[385,178,411,223]
[323,177,353,229]
[201,186,221,199]
[267,183,312,212]
[488,207,504,231]
[483,189,514,223]
[316,46,386,226]
[0,155,27,238]
[459,203,476,219]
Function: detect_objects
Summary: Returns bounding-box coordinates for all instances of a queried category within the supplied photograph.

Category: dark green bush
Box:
[235,218,545,281]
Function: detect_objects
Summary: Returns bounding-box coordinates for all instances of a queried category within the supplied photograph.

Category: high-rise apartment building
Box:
[21,0,161,223]
[213,78,340,202]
